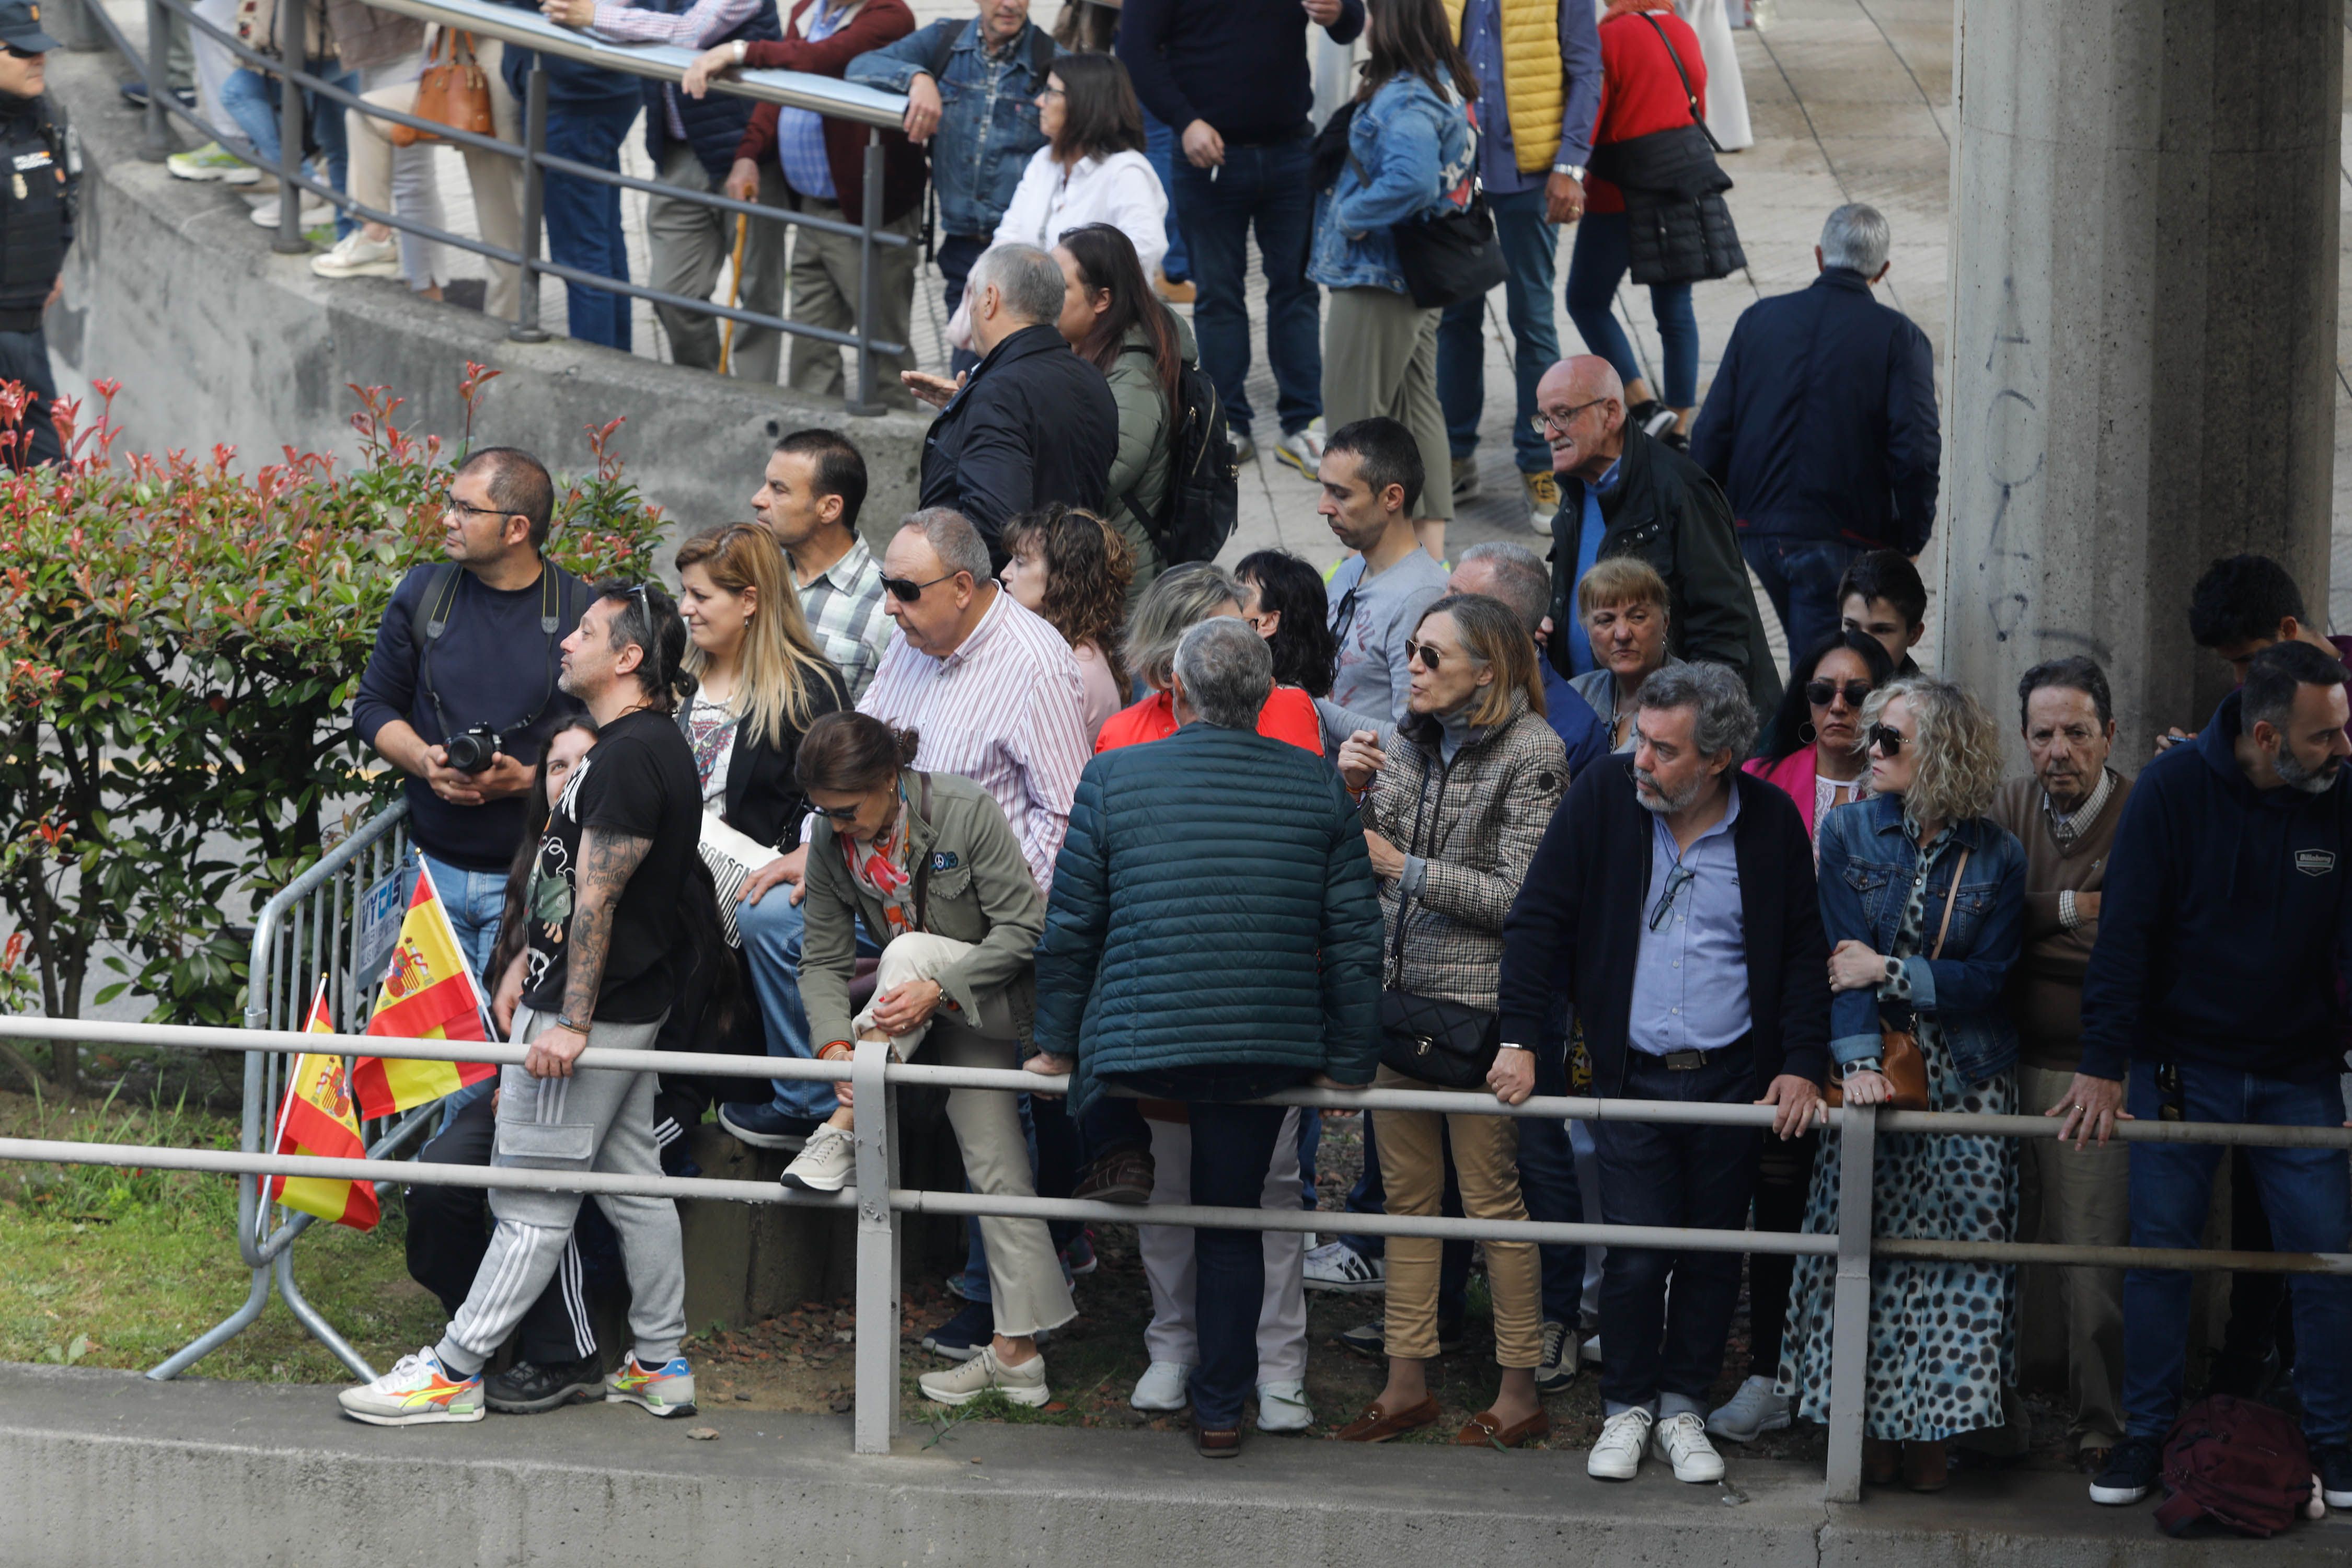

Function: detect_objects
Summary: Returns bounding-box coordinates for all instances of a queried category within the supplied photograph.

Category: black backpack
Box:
[1126,352,1238,567]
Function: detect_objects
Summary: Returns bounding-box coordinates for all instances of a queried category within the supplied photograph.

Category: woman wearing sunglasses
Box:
[1331,594,1567,1448]
[1743,630,1897,857]
[1778,677,2026,1493]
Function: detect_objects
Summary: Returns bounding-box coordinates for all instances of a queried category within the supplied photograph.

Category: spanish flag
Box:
[350,860,498,1121]
[265,980,381,1231]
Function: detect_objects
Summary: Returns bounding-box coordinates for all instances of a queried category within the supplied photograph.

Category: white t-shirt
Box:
[993,147,1169,284]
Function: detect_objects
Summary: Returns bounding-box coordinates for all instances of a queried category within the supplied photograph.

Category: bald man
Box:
[1536,355,1779,717]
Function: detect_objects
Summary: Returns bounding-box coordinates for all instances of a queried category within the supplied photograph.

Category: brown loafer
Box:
[1455,1409,1551,1449]
[1334,1396,1441,1443]
[1863,1437,1900,1486]
[1193,1423,1242,1458]
[1903,1439,1949,1493]
[1073,1147,1155,1206]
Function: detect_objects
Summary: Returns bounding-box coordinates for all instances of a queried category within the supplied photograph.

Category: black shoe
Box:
[485,1354,604,1414]
[2205,1344,2283,1401]
[1627,399,1678,440]
[920,1299,994,1363]
[1337,1316,1465,1358]
[2318,1444,2352,1511]
[2087,1435,2163,1506]
[717,1101,821,1150]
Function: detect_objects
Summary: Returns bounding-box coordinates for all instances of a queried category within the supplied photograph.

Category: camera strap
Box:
[411,561,581,748]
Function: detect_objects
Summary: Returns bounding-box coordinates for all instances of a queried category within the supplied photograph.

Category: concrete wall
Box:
[45,50,930,564]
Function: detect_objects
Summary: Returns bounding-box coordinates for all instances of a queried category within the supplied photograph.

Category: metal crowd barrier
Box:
[76,0,914,412]
[1,1012,2347,1503]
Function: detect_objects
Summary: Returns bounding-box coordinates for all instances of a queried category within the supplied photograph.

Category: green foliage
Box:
[0,367,670,1092]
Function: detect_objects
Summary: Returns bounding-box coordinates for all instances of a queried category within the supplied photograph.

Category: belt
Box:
[0,307,43,334]
[1653,1034,1753,1071]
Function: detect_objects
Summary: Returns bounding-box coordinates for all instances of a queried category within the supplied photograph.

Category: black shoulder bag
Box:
[1376,759,1501,1087]
[1338,93,1507,312]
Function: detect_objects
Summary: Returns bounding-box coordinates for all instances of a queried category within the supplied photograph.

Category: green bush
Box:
[0,366,671,1093]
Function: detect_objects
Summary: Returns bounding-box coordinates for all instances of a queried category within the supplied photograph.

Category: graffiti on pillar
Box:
[1980,279,2044,643]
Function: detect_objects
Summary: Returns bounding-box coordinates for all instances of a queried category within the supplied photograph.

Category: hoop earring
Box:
[1798,721,1817,746]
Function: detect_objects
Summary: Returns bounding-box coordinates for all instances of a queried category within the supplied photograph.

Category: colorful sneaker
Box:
[779,1123,856,1192]
[1275,421,1325,477]
[336,1347,485,1426]
[605,1354,698,1418]
[918,1344,1050,1408]
[166,140,260,186]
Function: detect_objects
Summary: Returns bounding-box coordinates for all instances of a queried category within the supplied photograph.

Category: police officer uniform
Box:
[0,0,74,469]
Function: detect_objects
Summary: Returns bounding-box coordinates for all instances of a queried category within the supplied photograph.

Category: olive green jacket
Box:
[1101,308,1197,602]
[800,769,1047,1051]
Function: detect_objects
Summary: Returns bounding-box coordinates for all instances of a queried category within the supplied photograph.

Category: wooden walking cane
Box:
[718,214,749,375]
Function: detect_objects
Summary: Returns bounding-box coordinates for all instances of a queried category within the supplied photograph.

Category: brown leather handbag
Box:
[1826,848,1969,1113]
[392,29,494,147]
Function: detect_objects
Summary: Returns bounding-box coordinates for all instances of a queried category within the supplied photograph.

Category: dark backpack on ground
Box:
[1124,351,1238,567]
[2154,1395,2313,1538]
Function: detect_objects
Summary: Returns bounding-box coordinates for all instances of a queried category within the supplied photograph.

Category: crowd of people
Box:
[328,321,2352,1516]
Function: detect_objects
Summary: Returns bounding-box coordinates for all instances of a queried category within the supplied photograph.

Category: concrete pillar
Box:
[1939,0,2341,762]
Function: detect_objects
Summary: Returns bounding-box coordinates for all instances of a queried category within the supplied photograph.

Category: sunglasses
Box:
[1806,679,1874,710]
[809,800,862,821]
[1405,638,1479,672]
[1869,723,1908,756]
[881,570,959,602]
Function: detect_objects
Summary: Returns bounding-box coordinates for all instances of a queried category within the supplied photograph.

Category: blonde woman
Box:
[1569,557,1685,752]
[1777,677,2027,1493]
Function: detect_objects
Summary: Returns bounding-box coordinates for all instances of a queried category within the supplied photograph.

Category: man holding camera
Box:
[356,446,593,977]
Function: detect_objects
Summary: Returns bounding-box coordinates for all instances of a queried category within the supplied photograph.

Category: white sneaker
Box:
[1651,1410,1726,1482]
[1588,1406,1652,1480]
[918,1344,1050,1408]
[1255,1378,1312,1433]
[1579,1332,1603,1365]
[250,193,334,229]
[336,1347,485,1426]
[1302,1239,1385,1294]
[1232,431,1257,465]
[310,230,400,279]
[1274,421,1325,476]
[1705,1374,1792,1444]
[780,1124,857,1192]
[1131,1359,1192,1411]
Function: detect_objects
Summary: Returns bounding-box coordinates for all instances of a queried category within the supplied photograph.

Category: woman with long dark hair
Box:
[1052,222,1193,606]
[1309,0,1477,561]
[1233,548,1339,699]
[990,51,1169,284]
[1745,629,1895,854]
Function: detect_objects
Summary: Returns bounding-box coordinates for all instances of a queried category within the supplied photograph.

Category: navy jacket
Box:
[1498,759,1831,1096]
[1117,0,1362,148]
[640,0,782,182]
[492,0,639,104]
[1687,268,1940,555]
[918,324,1118,563]
[2079,690,2352,1085]
[1033,722,1383,1117]
[1540,660,1608,780]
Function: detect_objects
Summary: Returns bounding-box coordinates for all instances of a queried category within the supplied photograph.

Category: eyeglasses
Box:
[1405,639,1480,673]
[881,570,960,602]
[1036,84,1065,98]
[1869,723,1908,757]
[441,492,502,521]
[1647,863,1696,932]
[1528,399,1610,436]
[1806,679,1874,710]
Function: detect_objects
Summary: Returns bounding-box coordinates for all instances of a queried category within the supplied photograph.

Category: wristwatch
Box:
[1552,163,1587,182]
[1497,1041,1530,1052]
[733,38,749,63]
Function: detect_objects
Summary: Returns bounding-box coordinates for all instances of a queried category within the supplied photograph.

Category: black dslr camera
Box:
[443,724,503,774]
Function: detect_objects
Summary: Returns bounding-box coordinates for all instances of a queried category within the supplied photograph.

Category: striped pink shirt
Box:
[857,587,1090,896]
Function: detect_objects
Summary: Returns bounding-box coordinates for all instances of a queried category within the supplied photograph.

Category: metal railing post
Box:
[850,1036,898,1454]
[848,126,883,417]
[140,0,169,159]
[271,50,307,255]
[511,66,550,343]
[1823,1105,1876,1503]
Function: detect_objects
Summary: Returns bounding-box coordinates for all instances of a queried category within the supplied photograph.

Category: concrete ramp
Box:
[2,1365,2343,1566]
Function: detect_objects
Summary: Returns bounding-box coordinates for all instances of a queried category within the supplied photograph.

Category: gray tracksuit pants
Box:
[433,1007,686,1376]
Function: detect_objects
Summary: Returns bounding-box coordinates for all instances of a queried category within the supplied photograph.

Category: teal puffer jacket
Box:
[1033,721,1385,1115]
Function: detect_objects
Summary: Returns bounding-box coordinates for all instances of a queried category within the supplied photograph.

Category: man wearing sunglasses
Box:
[0,0,73,470]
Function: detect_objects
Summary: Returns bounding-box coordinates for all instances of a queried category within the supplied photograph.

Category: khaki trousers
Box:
[646,145,788,382]
[783,194,919,408]
[1373,1066,1540,1365]
[1322,285,1452,522]
[2017,1060,2131,1448]
[345,37,524,320]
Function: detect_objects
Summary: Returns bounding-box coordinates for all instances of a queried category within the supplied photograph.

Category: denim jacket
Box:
[1308,74,1474,294]
[846,18,1053,238]
[1815,793,2027,1085]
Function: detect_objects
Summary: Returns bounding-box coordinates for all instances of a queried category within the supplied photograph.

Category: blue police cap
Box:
[0,1,59,53]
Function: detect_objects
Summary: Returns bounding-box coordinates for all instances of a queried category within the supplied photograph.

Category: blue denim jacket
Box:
[1307,74,1474,294]
[846,19,1053,238]
[1815,793,2027,1085]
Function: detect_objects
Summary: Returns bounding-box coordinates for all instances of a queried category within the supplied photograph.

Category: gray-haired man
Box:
[1499,662,1830,1485]
[1687,204,1940,658]
[907,243,1119,567]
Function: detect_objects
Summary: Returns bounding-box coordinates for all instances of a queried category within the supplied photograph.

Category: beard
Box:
[1633,766,1702,816]
[2274,743,2342,795]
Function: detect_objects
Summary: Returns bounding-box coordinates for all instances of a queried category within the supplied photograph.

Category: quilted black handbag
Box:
[1375,763,1500,1088]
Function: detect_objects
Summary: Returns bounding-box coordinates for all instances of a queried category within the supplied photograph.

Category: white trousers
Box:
[1139,1106,1308,1382]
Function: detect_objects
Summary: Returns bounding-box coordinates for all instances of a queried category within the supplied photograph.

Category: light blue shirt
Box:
[1628,783,1751,1055]
[775,0,853,199]
[1460,0,1541,197]
[1563,456,1620,677]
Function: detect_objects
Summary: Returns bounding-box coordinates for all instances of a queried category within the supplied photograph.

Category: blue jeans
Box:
[737,892,881,1124]
[1142,110,1189,283]
[1437,185,1560,474]
[417,851,506,982]
[1518,1042,1587,1327]
[1169,135,1320,439]
[1187,1099,1289,1429]
[220,64,357,238]
[2122,1060,2352,1446]
[1589,1045,1758,1416]
[541,96,640,351]
[1565,210,1697,408]
[1740,537,1857,665]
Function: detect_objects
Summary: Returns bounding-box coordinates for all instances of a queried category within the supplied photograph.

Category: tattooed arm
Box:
[523,827,653,1078]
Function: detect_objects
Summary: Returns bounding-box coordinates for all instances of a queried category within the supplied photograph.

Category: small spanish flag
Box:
[350,860,498,1121]
[264,979,381,1231]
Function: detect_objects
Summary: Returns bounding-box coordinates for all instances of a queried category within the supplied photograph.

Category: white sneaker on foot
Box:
[1255,1378,1312,1433]
[250,193,333,229]
[918,1344,1050,1408]
[336,1347,484,1426]
[780,1124,856,1192]
[1588,1407,1651,1480]
[1705,1374,1792,1444]
[1652,1411,1726,1482]
[1274,421,1325,476]
[1131,1359,1192,1411]
[1302,1239,1385,1293]
[311,230,400,279]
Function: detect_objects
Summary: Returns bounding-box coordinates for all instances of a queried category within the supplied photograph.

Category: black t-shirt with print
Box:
[520,708,701,1025]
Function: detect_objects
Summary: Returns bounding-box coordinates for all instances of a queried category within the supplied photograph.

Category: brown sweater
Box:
[1987,770,2132,1071]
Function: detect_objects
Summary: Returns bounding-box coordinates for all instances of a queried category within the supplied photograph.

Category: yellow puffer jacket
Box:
[1442,0,1563,174]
